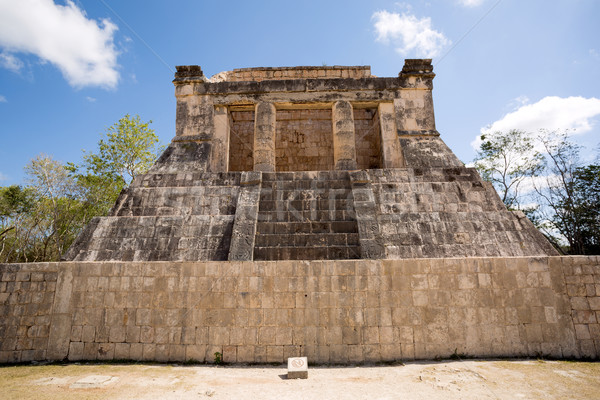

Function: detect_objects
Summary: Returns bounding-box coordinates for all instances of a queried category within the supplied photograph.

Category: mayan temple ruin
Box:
[64,59,556,262]
[1,60,598,364]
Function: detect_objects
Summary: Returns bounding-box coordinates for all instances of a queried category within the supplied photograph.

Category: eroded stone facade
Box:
[64,60,558,262]
[2,61,597,365]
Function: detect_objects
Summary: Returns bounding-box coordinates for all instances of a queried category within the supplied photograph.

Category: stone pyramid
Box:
[64,60,557,262]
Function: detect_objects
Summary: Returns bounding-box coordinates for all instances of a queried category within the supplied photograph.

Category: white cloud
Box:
[372,10,450,58]
[0,95,6,102]
[518,175,560,195]
[0,51,23,72]
[0,172,7,181]
[458,0,485,7]
[0,0,119,89]
[473,96,600,149]
[85,96,96,102]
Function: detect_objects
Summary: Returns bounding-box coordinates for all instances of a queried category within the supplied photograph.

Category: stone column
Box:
[332,100,358,170]
[378,103,404,168]
[211,105,230,172]
[253,102,276,172]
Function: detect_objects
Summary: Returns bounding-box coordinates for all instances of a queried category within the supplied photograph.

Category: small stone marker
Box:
[287,357,308,379]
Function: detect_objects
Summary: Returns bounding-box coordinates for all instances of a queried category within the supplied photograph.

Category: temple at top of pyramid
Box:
[64,59,558,262]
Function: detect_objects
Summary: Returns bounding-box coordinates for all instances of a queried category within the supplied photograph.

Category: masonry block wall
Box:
[63,59,560,262]
[172,60,456,174]
[229,111,254,172]
[275,109,334,172]
[1,256,598,364]
[354,108,382,170]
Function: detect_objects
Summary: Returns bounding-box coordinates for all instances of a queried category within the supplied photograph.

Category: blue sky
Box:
[0,0,599,185]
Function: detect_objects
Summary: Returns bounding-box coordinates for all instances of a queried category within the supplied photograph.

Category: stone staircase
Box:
[253,171,361,260]
[64,170,241,262]
[367,167,557,258]
[64,141,557,262]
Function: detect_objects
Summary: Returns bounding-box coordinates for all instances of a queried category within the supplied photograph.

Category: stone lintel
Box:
[229,65,371,81]
[190,77,403,96]
[332,100,358,171]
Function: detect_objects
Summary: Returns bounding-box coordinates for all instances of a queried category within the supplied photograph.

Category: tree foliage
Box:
[82,114,162,184]
[473,129,600,255]
[0,114,162,262]
[473,129,543,210]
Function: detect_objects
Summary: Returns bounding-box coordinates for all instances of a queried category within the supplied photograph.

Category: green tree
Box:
[83,114,163,184]
[0,185,35,262]
[0,115,164,262]
[572,164,600,254]
[69,114,163,221]
[24,154,81,261]
[474,129,600,255]
[473,129,543,210]
[532,132,599,254]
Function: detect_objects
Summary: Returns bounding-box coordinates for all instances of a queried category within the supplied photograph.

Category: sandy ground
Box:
[0,359,599,399]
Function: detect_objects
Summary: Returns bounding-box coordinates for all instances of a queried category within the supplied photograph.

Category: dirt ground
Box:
[0,359,599,399]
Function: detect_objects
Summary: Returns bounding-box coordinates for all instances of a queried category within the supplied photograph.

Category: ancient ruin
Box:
[64,60,557,263]
[1,60,597,365]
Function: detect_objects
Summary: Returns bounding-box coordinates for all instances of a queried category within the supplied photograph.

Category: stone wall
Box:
[221,66,372,82]
[0,263,58,362]
[561,256,600,356]
[1,256,598,364]
[275,109,334,172]
[172,60,445,174]
[354,108,382,170]
[229,108,385,172]
[65,166,558,262]
[229,111,254,172]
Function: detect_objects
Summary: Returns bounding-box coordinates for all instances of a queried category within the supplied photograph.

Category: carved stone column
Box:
[378,102,404,168]
[332,100,358,170]
[211,105,230,172]
[254,102,276,172]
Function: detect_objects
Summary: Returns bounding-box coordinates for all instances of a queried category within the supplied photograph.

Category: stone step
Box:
[258,199,353,212]
[256,221,358,235]
[254,233,359,247]
[136,172,242,188]
[261,171,351,182]
[253,245,361,260]
[376,211,520,223]
[113,186,239,216]
[259,189,353,201]
[256,210,356,223]
[366,167,480,183]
